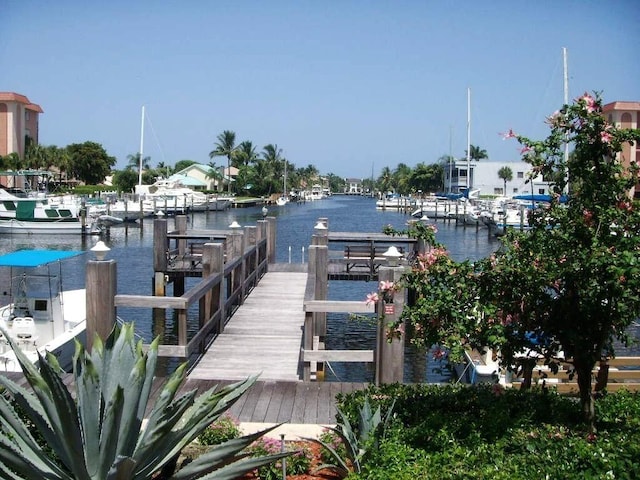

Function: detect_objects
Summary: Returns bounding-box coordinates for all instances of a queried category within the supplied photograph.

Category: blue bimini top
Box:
[0,249,84,268]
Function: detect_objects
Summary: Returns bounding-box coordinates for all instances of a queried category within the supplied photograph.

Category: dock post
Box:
[86,257,117,352]
[245,226,258,288]
[266,216,277,264]
[153,218,168,296]
[256,219,268,276]
[201,243,225,336]
[228,229,245,306]
[375,265,406,385]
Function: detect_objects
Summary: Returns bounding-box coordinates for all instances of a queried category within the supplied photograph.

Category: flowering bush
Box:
[247,437,311,479]
[386,92,640,429]
[197,414,241,445]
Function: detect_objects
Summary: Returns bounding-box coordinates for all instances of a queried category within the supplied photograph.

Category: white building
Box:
[444,160,551,197]
[344,178,363,195]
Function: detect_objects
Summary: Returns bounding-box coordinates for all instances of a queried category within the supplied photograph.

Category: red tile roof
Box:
[0,92,43,113]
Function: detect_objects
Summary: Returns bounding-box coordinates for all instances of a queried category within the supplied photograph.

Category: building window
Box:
[513,188,518,193]
[538,188,546,195]
[517,172,524,179]
[25,111,30,121]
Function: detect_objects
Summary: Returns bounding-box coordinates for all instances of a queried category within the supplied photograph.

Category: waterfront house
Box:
[445,159,551,197]
[345,178,363,195]
[0,92,43,158]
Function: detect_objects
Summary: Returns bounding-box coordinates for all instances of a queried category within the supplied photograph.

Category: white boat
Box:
[309,184,325,201]
[0,187,99,235]
[101,199,156,222]
[0,249,87,372]
[376,193,415,210]
[135,178,229,213]
[455,348,504,385]
[411,197,458,218]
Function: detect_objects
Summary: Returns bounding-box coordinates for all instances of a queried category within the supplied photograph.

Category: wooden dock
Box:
[188,267,308,382]
[182,379,366,424]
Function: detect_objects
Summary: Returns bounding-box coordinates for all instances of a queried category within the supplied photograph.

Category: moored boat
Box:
[0,249,87,372]
[0,187,99,235]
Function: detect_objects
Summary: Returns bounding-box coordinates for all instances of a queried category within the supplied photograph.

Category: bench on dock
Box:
[511,357,640,393]
[343,244,404,273]
[166,243,209,270]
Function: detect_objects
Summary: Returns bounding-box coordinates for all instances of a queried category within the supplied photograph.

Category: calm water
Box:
[1,195,636,381]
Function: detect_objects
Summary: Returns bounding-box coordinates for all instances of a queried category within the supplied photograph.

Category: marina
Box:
[1,195,638,388]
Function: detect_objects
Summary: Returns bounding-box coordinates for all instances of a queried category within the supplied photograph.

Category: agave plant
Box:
[308,396,395,478]
[0,323,290,479]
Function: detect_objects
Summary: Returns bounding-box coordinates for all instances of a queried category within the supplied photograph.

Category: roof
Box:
[0,92,43,113]
[168,173,207,187]
[0,249,84,268]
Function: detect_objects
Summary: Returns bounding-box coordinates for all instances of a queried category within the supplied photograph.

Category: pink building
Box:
[0,92,43,158]
[602,101,640,198]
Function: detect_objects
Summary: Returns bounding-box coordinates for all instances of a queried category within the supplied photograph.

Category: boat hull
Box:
[0,219,89,235]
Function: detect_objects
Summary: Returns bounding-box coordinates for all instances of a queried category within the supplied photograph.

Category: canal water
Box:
[0,195,636,381]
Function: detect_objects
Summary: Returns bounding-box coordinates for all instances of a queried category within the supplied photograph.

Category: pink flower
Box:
[577,92,596,113]
[500,128,517,139]
[433,347,446,360]
[545,110,562,126]
[520,145,533,155]
[366,292,379,305]
[379,280,395,292]
[600,130,612,143]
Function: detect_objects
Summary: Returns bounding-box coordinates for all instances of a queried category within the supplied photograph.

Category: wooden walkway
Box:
[181,379,366,424]
[188,269,308,382]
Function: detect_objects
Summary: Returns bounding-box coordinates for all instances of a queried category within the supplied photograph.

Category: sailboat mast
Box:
[138,105,145,187]
[466,88,471,190]
[563,48,570,192]
[449,125,453,193]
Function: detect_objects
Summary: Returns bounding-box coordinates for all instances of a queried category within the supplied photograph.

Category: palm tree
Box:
[209,130,238,194]
[126,152,151,171]
[467,144,488,161]
[206,161,224,192]
[261,144,285,195]
[235,140,258,168]
[498,166,513,196]
[377,166,393,195]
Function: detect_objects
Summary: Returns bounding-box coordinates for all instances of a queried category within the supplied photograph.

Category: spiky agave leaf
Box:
[1,323,292,480]
[132,376,258,478]
[170,426,293,480]
[0,327,87,478]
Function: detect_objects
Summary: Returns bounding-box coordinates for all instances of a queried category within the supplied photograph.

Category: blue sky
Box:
[2,1,638,178]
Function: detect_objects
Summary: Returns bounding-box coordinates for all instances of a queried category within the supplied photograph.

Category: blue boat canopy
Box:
[0,249,84,268]
[513,194,568,203]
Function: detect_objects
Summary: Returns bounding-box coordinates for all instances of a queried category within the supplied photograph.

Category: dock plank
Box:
[188,271,307,382]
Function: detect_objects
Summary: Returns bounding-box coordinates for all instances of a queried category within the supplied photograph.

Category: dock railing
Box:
[302,219,415,384]
[87,216,273,359]
[302,236,376,382]
[510,357,640,393]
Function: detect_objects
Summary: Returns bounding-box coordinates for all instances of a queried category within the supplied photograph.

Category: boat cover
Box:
[0,250,84,268]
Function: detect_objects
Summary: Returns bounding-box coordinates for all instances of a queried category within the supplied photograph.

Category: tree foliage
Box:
[389,92,640,429]
[66,142,116,185]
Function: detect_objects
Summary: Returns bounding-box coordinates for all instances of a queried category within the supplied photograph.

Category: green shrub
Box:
[247,437,311,479]
[337,384,640,479]
[197,414,241,445]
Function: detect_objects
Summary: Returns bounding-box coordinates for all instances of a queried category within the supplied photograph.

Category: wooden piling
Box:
[266,216,276,264]
[375,265,406,385]
[86,259,117,352]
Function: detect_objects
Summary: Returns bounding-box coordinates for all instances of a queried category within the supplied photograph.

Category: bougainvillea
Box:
[389,92,640,429]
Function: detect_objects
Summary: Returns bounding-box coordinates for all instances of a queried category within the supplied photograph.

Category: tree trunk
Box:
[519,358,535,389]
[574,358,596,431]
